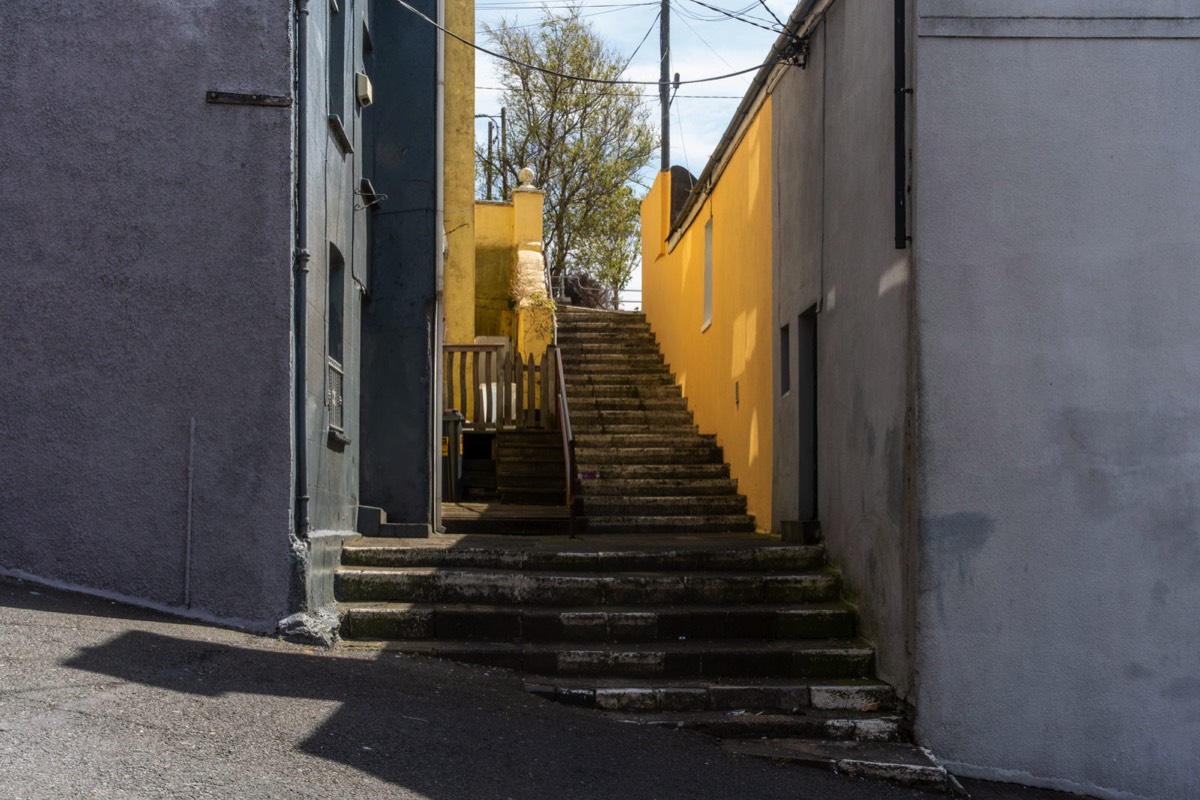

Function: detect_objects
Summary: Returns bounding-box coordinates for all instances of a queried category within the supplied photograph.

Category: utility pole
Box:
[659,0,670,171]
[486,120,495,200]
[500,107,509,197]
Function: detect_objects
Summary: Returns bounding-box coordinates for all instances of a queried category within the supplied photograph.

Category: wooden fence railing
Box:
[443,344,559,431]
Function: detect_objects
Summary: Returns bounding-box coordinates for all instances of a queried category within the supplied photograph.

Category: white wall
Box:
[913,4,1200,798]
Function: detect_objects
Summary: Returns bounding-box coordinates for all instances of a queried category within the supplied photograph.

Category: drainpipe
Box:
[432,0,446,532]
[293,0,311,539]
[894,0,909,250]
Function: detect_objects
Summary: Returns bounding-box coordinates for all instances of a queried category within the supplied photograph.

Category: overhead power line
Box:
[679,0,783,33]
[476,85,743,99]
[623,10,662,69]
[476,1,651,7]
[392,0,786,86]
[755,0,786,28]
[476,3,656,29]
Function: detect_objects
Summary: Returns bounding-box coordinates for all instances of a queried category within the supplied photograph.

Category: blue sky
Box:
[471,0,796,306]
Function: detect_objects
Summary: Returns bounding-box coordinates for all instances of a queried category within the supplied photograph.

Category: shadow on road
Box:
[4,578,1073,800]
[59,627,922,800]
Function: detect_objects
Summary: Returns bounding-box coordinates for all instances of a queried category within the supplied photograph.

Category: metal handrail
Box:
[554,345,578,535]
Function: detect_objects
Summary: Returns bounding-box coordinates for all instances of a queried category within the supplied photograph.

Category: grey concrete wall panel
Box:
[772,0,917,696]
[0,1,296,628]
[918,0,1200,39]
[359,0,439,526]
[771,35,825,530]
[913,18,1200,799]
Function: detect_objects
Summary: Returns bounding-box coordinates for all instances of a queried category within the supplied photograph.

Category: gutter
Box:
[667,0,836,248]
[293,0,311,539]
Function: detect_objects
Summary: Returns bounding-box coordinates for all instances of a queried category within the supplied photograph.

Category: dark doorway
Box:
[797,307,818,521]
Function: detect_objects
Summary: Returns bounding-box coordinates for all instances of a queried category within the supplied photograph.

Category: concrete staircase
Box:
[496,430,566,506]
[556,306,756,534]
[335,307,961,793]
[334,533,959,792]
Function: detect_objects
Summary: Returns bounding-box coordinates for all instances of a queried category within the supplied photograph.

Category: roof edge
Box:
[666,0,834,241]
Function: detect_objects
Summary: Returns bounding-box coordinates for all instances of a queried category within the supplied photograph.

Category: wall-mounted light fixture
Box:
[355,72,373,108]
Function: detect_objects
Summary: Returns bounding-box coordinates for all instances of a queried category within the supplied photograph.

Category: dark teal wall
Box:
[359,0,440,525]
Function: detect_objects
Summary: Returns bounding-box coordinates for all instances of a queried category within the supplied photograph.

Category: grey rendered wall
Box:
[0,2,296,629]
[772,0,917,696]
[913,5,1200,798]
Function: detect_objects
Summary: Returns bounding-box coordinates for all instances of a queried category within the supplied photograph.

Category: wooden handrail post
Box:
[554,346,577,532]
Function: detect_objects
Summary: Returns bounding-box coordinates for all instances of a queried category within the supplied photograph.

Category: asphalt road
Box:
[0,577,1076,800]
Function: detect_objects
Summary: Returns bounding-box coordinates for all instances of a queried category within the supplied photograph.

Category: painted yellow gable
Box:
[641,98,774,531]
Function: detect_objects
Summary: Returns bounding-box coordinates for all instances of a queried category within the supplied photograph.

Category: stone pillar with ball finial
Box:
[510,166,553,362]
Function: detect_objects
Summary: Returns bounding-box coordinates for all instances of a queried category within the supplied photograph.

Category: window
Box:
[328,0,346,120]
[327,244,346,433]
[702,217,713,331]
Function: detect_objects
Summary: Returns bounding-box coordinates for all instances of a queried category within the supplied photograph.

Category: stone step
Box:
[563,367,674,381]
[559,338,662,350]
[524,677,896,714]
[599,709,906,742]
[570,410,694,425]
[439,504,570,536]
[496,461,567,478]
[576,477,738,496]
[568,397,689,413]
[558,334,653,342]
[340,602,857,642]
[566,422,701,436]
[558,311,648,324]
[559,341,660,354]
[564,373,676,387]
[335,567,840,605]
[559,309,648,316]
[441,516,570,535]
[721,740,963,795]
[565,366,667,378]
[494,450,561,463]
[340,537,826,572]
[496,431,561,444]
[496,441,563,457]
[566,384,682,399]
[496,487,566,506]
[578,495,747,516]
[565,351,665,365]
[579,515,757,534]
[564,362,676,376]
[576,462,731,480]
[559,316,650,325]
[556,347,662,362]
[575,446,723,465]
[340,638,876,679]
[573,433,715,448]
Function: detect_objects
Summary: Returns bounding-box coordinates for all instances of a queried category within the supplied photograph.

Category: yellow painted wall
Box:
[641,98,774,531]
[473,190,549,354]
[474,201,517,340]
[443,0,476,344]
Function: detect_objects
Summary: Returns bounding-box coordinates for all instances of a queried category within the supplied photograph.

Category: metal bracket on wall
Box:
[780,36,810,69]
[355,178,388,211]
[206,91,292,108]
